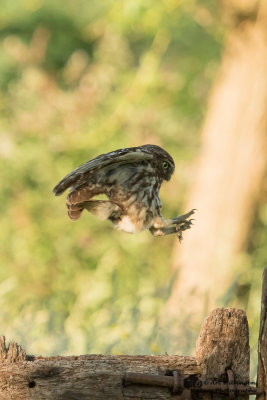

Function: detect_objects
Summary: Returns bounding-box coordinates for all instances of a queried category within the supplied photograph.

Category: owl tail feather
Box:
[67,206,83,220]
[66,188,93,221]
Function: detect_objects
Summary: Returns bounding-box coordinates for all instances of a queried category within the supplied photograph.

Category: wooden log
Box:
[196,307,250,400]
[0,307,250,399]
[0,349,200,400]
[257,267,267,400]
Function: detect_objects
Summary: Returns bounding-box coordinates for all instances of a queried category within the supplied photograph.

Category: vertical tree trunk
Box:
[164,1,267,343]
[257,268,267,400]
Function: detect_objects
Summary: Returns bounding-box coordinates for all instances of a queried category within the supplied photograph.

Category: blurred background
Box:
[0,0,266,378]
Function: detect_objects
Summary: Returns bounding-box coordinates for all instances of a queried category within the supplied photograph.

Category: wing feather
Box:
[53,148,153,196]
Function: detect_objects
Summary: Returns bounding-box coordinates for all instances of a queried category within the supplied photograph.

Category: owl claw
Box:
[175,217,194,242]
[150,209,196,239]
[177,231,183,243]
[171,209,196,225]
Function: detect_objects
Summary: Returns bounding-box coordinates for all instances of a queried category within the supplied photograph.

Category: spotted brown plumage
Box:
[53,144,195,240]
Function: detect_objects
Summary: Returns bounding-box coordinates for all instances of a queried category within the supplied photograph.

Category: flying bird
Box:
[53,144,195,240]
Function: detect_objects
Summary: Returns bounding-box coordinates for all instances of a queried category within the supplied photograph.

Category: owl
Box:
[53,144,195,240]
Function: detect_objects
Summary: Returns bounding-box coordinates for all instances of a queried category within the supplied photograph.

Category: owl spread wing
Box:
[53,148,153,196]
[53,148,154,222]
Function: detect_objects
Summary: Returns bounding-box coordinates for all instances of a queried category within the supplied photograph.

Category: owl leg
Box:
[149,221,192,242]
[152,209,195,228]
[149,209,195,241]
[74,200,123,221]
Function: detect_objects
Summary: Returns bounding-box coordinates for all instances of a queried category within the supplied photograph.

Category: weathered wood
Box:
[0,350,200,400]
[0,336,26,362]
[0,307,252,399]
[196,307,250,400]
[257,267,267,400]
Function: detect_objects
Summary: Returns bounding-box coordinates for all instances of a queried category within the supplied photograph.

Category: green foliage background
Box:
[0,0,265,363]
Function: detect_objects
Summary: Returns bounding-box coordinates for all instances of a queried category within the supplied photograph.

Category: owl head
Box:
[138,144,175,181]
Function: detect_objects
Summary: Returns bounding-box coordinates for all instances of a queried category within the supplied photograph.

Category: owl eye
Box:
[162,161,170,170]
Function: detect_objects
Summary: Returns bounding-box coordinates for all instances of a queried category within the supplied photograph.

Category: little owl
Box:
[53,144,195,240]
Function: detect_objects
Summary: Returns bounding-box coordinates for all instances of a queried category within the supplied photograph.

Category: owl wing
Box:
[53,147,153,196]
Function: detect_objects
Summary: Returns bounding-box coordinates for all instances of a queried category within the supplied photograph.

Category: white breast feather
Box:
[116,216,140,233]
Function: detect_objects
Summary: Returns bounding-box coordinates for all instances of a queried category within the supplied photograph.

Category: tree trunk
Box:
[164,0,267,340]
[257,268,267,400]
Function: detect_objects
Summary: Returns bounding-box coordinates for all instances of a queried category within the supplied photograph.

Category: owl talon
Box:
[175,218,193,242]
[176,219,193,231]
[177,231,183,243]
[171,209,196,225]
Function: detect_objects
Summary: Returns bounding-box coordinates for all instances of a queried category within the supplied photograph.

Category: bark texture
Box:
[257,267,267,400]
[196,308,250,400]
[196,308,249,381]
[0,352,199,400]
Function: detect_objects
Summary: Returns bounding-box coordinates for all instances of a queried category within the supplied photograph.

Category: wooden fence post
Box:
[196,307,250,399]
[257,267,267,400]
